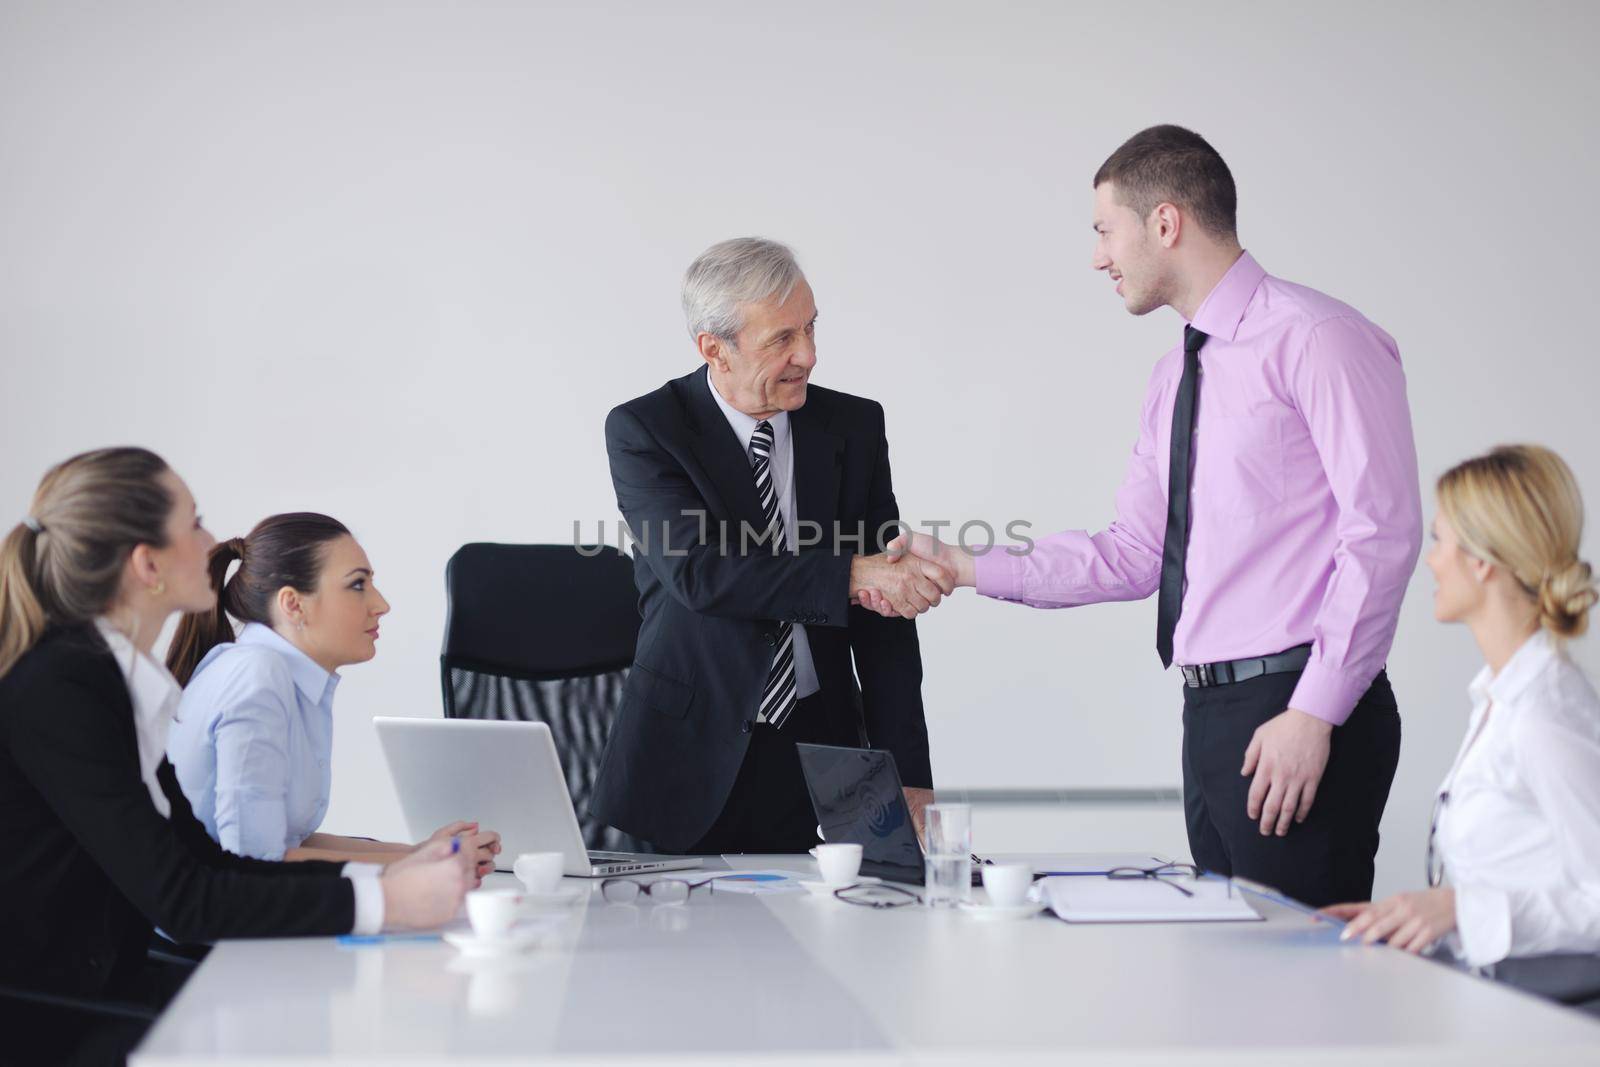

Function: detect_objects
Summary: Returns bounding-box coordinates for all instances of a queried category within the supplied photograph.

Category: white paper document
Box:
[705,870,809,895]
[1039,875,1262,923]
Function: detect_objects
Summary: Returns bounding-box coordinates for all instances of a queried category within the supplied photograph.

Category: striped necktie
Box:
[750,420,798,729]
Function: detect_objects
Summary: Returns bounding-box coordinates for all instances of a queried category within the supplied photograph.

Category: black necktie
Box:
[1155,326,1208,669]
[750,421,798,729]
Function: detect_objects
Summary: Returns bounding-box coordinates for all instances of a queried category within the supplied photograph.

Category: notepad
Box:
[1039,875,1262,923]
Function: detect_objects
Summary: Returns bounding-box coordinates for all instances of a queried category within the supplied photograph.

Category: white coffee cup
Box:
[814,843,864,885]
[513,851,565,895]
[465,888,525,938]
[981,863,1033,908]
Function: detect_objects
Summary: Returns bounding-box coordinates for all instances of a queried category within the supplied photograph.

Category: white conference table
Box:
[133,853,1600,1065]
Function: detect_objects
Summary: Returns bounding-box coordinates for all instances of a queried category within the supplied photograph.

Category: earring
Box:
[148,580,166,596]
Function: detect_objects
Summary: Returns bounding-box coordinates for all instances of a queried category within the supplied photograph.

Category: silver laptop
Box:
[374,717,700,878]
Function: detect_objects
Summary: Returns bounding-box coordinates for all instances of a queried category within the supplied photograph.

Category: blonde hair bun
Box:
[1437,444,1593,641]
[1540,559,1598,638]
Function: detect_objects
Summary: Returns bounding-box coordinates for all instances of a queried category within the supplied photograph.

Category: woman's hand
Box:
[419,822,502,885]
[1321,888,1457,953]
[421,820,478,850]
[380,838,475,929]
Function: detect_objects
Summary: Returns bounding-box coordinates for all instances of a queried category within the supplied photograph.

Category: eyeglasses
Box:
[1106,862,1206,898]
[600,876,719,905]
[1426,790,1450,889]
[833,883,923,909]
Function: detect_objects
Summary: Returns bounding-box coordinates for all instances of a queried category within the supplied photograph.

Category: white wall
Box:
[3,1,1597,897]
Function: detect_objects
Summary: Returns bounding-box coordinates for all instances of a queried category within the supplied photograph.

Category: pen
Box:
[337,933,443,946]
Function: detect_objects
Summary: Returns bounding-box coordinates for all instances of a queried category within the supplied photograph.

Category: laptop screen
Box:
[796,743,923,881]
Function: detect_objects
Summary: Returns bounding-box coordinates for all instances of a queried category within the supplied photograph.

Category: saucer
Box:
[443,925,547,958]
[519,886,588,908]
[957,899,1045,921]
[799,876,882,897]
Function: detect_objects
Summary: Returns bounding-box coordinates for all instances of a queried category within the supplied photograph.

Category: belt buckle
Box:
[1181,665,1200,687]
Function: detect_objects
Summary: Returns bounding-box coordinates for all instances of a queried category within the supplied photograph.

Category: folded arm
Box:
[13,677,356,943]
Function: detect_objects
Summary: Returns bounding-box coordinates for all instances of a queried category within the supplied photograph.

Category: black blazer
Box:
[593,365,931,850]
[0,625,356,997]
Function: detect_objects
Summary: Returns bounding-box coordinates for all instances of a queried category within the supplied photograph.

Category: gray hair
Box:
[681,238,805,344]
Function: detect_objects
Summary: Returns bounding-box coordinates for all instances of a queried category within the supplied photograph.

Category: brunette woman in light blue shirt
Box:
[166,513,498,875]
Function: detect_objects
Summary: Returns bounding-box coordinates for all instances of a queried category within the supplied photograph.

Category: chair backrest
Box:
[441,543,640,851]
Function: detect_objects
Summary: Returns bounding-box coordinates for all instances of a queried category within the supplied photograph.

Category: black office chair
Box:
[441,543,641,852]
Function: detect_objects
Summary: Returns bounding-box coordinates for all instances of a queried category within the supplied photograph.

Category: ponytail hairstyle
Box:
[0,448,174,680]
[1436,444,1599,640]
[166,512,351,684]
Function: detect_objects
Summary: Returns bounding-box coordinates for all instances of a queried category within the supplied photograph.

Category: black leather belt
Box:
[1179,644,1312,688]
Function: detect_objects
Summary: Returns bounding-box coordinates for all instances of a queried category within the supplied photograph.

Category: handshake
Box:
[848,532,977,619]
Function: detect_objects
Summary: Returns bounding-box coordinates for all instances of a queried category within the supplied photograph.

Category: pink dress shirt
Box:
[974,252,1422,726]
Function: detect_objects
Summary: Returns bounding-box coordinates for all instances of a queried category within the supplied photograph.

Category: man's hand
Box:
[849,551,953,619]
[886,532,977,589]
[1322,888,1457,953]
[902,787,934,845]
[853,533,973,618]
[1241,708,1333,836]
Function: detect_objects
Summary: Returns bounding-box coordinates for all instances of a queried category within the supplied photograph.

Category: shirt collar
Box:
[94,616,183,817]
[1187,250,1267,343]
[1468,628,1558,709]
[705,368,790,457]
[237,621,339,706]
[94,617,182,719]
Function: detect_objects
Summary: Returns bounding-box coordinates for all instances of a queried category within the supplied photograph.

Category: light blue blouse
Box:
[167,623,340,860]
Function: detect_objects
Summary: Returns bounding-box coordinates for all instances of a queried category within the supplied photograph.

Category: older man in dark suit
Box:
[593,237,949,854]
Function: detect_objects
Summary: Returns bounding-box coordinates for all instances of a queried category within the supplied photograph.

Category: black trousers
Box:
[1182,668,1401,909]
[689,692,855,856]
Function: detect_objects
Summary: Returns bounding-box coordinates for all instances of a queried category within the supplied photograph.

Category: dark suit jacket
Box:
[593,365,931,850]
[0,625,356,997]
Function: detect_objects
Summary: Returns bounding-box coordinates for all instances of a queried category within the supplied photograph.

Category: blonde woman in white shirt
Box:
[1324,444,1600,968]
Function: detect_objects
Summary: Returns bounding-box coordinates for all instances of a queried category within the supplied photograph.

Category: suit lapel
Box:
[790,399,842,529]
[679,365,843,534]
[682,366,767,529]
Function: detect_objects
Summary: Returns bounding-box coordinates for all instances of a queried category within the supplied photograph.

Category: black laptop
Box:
[796,743,982,886]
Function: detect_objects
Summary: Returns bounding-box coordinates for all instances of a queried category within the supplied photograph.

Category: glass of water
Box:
[923,803,972,907]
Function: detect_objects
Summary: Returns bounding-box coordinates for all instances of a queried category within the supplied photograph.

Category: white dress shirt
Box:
[95,618,183,817]
[706,372,820,704]
[95,618,384,935]
[1435,629,1600,966]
